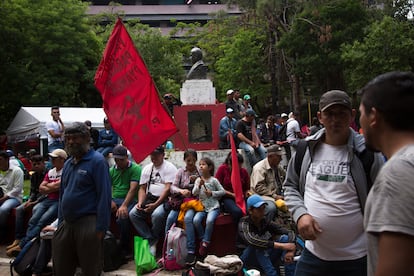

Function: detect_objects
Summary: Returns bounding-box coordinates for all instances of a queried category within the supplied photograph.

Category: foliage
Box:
[341,16,414,92]
[0,0,102,131]
[278,0,368,93]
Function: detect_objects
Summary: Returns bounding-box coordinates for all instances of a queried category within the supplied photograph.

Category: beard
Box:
[362,128,381,153]
[65,143,89,158]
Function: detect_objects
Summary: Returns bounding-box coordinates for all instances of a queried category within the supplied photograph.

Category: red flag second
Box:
[229,130,246,215]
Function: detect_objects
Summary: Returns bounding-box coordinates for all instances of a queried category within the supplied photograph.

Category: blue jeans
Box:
[129,203,168,246]
[295,248,366,276]
[182,209,197,253]
[48,141,64,153]
[165,209,179,234]
[0,198,20,226]
[241,234,295,276]
[14,202,39,240]
[222,198,243,224]
[20,198,58,247]
[113,198,136,254]
[193,208,220,244]
[239,142,267,167]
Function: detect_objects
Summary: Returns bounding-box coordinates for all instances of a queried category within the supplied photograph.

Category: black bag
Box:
[10,237,40,276]
[103,231,126,272]
[165,194,184,211]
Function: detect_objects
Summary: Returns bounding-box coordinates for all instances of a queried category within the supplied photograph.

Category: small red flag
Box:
[229,130,246,215]
[94,19,177,163]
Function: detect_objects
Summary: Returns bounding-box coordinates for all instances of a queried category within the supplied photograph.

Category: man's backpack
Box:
[294,139,375,190]
[103,231,126,272]
[278,122,288,141]
[162,224,188,270]
[10,237,40,276]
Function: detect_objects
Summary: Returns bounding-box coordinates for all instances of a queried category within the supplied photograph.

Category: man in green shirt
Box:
[110,145,142,258]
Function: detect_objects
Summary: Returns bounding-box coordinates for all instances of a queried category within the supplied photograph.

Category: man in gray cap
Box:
[250,145,286,221]
[284,90,384,276]
[52,122,112,275]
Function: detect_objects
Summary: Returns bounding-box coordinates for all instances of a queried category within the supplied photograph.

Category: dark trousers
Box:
[52,216,103,276]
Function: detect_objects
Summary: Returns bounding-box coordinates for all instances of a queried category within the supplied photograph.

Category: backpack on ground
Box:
[10,237,40,276]
[103,231,126,272]
[162,224,188,270]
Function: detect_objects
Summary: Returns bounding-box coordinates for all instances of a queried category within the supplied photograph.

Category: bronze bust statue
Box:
[186,47,208,80]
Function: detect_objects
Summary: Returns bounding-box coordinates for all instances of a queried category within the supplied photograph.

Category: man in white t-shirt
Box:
[45,106,64,153]
[284,90,384,276]
[359,71,414,276]
[286,111,303,157]
[129,146,177,256]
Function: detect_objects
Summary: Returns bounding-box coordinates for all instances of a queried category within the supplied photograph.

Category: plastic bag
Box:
[134,236,158,275]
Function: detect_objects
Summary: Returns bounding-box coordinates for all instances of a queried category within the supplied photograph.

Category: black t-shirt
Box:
[236,119,253,141]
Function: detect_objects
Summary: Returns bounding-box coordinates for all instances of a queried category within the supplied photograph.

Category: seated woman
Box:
[165,149,199,232]
[96,118,119,157]
[215,152,250,225]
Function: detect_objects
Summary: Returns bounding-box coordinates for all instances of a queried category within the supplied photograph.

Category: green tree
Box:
[0,0,102,130]
[341,16,414,92]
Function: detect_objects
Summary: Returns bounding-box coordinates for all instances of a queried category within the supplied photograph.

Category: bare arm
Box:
[375,232,414,276]
[116,181,138,218]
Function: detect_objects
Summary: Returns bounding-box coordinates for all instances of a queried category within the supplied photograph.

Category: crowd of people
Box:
[0,71,413,276]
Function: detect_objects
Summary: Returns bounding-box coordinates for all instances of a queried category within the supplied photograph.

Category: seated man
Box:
[96,118,119,157]
[7,149,67,256]
[250,145,285,222]
[0,150,24,239]
[109,145,141,258]
[129,146,177,256]
[239,194,296,276]
[236,109,267,168]
[7,154,47,251]
[218,108,238,149]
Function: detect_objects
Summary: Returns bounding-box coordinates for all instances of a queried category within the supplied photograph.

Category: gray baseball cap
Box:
[319,90,352,112]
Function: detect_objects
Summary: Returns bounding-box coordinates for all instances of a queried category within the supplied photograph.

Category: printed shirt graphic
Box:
[304,143,366,260]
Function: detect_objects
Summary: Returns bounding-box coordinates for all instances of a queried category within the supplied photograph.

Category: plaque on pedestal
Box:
[180,79,216,105]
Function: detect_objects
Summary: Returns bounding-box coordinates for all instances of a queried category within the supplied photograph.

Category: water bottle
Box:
[165,140,174,150]
[167,248,174,260]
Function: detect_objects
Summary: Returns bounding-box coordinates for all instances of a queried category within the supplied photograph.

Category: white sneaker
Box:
[149,244,157,256]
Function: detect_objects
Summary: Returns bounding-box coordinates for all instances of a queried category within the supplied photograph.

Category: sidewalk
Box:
[0,245,184,275]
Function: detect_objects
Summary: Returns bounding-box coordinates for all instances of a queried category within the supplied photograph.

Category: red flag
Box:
[229,130,246,215]
[94,19,177,163]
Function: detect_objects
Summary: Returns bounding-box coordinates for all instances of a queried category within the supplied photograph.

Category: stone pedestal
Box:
[180,79,216,105]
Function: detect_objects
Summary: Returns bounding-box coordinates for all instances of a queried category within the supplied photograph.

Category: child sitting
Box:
[239,194,296,276]
[191,157,225,258]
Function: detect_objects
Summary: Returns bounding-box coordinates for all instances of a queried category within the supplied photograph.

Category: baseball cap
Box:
[281,113,288,118]
[319,90,352,112]
[245,109,256,117]
[226,89,234,95]
[6,150,14,157]
[243,94,251,100]
[267,145,284,156]
[48,149,68,159]
[226,108,234,113]
[247,194,267,209]
[151,146,165,155]
[112,145,128,159]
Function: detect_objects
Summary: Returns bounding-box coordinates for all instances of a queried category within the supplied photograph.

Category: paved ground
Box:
[0,245,184,275]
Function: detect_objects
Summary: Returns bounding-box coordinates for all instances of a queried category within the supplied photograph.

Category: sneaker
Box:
[6,239,20,250]
[185,253,196,266]
[6,244,21,257]
[198,241,209,257]
[149,244,157,256]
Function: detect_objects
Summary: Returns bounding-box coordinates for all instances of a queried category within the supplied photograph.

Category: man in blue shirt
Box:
[52,122,112,276]
[218,107,238,149]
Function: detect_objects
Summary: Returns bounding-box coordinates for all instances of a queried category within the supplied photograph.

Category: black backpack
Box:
[10,237,40,276]
[294,140,374,190]
[103,231,126,272]
[278,122,288,141]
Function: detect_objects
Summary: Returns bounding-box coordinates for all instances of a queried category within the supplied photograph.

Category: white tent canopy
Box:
[6,107,107,143]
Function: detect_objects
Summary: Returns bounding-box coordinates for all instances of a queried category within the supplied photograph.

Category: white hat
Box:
[226,108,234,113]
[281,113,288,118]
[226,89,234,95]
[48,149,68,159]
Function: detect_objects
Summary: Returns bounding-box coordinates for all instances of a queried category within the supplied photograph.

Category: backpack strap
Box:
[355,149,374,191]
[294,139,308,176]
